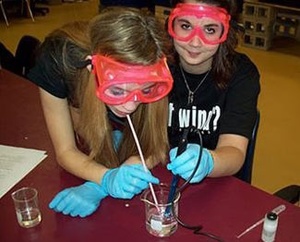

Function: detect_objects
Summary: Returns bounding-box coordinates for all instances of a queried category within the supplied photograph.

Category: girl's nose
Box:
[123,99,140,113]
[189,34,203,47]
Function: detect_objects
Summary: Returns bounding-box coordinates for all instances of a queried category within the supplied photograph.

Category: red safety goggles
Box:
[92,55,173,105]
[168,3,231,45]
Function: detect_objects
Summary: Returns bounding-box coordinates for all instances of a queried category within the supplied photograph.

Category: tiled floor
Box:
[1,0,299,194]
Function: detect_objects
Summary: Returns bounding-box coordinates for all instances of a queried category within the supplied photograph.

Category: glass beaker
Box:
[11,187,42,228]
[141,183,180,237]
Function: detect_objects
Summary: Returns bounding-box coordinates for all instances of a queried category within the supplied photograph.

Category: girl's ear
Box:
[86,55,92,72]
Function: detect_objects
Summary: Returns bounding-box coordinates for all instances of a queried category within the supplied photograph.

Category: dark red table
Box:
[1,69,299,242]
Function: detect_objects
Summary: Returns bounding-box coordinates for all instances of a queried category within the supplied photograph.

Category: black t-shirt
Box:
[168,52,260,149]
[27,37,126,130]
[27,37,82,107]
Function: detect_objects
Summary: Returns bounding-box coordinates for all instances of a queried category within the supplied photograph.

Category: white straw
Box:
[126,115,159,207]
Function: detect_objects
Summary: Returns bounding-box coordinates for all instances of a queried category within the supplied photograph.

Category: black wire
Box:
[170,127,224,242]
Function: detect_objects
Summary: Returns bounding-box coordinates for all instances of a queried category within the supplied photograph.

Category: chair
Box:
[14,35,41,77]
[0,0,35,26]
[0,0,9,25]
[30,0,49,16]
[0,41,21,73]
[274,185,300,205]
[235,110,260,183]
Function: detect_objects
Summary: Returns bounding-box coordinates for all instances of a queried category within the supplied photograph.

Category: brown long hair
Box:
[40,20,91,107]
[170,0,240,89]
[78,7,172,168]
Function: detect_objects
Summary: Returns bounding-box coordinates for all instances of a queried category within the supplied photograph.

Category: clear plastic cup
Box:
[11,187,42,228]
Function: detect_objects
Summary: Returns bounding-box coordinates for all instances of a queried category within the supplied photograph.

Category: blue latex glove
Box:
[49,181,108,218]
[113,130,123,150]
[167,144,214,183]
[101,164,159,199]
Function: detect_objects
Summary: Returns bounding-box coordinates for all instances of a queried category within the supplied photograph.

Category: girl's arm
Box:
[208,134,248,177]
[39,88,108,184]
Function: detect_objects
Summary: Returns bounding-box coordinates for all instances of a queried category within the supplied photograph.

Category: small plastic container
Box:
[261,212,278,242]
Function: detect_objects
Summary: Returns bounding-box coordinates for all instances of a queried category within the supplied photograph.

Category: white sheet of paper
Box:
[0,145,48,199]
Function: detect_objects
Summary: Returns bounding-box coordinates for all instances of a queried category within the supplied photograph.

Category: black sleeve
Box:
[27,37,68,99]
[219,53,261,139]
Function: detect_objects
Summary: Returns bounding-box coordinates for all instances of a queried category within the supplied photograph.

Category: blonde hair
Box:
[78,7,171,168]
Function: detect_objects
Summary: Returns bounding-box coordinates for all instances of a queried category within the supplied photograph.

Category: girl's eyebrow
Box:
[204,23,221,27]
[176,18,221,28]
[176,18,191,24]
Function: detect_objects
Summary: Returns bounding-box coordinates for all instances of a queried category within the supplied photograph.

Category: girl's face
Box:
[173,21,220,69]
[106,82,153,118]
[170,1,230,71]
